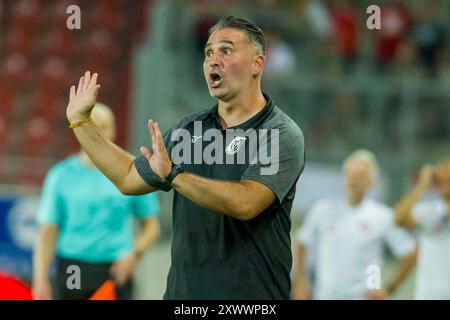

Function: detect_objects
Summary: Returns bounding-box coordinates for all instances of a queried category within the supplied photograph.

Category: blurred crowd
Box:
[188,0,448,80]
[183,0,450,162]
[1,0,448,187]
[0,0,153,186]
[301,0,446,78]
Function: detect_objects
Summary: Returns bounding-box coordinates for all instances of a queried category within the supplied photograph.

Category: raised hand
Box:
[417,165,435,191]
[66,71,101,123]
[140,120,172,180]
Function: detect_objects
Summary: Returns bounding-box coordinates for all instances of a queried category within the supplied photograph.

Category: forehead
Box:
[346,160,371,173]
[206,28,250,47]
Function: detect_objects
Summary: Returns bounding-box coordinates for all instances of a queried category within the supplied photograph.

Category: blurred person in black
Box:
[409,2,446,77]
[64,16,305,299]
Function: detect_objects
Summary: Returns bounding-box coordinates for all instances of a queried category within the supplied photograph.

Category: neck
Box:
[347,192,364,207]
[217,87,266,128]
[78,151,95,168]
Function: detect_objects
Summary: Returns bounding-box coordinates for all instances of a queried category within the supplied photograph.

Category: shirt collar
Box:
[207,92,274,131]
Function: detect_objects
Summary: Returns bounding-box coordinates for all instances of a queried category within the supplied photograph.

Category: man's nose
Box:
[209,53,220,67]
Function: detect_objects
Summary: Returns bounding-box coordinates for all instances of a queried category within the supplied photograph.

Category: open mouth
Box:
[209,72,223,88]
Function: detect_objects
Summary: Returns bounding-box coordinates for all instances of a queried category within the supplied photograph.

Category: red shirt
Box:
[331,8,358,56]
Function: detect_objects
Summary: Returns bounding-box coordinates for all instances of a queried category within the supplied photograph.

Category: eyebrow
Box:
[204,40,235,50]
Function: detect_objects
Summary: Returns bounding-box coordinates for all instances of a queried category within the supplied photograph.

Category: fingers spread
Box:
[154,122,163,142]
[77,76,84,94]
[89,73,98,89]
[70,85,76,99]
[83,71,91,89]
[148,119,154,135]
[148,119,157,151]
[140,146,153,161]
[154,122,165,154]
[93,85,101,97]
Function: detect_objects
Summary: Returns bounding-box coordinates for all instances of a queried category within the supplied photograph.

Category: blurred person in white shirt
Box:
[395,159,450,299]
[292,149,417,300]
[264,27,296,80]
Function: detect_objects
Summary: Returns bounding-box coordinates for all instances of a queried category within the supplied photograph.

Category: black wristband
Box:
[165,164,184,186]
[134,156,171,191]
[152,176,172,192]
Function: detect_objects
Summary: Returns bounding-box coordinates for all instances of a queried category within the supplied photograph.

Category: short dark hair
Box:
[208,16,266,55]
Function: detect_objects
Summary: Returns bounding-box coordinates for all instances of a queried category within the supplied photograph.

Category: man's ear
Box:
[253,54,265,77]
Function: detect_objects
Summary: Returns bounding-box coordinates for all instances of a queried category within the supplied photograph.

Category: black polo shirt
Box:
[135,93,305,299]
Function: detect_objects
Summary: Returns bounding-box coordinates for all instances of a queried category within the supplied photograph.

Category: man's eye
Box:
[224,49,232,55]
[205,51,212,57]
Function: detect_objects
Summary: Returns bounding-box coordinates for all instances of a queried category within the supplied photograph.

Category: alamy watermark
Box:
[366,5,381,30]
[66,265,81,290]
[66,5,81,30]
[169,122,280,176]
[64,4,382,36]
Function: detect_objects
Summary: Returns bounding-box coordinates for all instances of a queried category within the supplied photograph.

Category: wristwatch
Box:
[165,164,184,186]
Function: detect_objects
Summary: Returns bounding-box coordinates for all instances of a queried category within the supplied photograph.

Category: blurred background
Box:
[0,0,449,299]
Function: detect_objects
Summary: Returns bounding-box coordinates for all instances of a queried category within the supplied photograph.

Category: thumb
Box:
[140,146,153,161]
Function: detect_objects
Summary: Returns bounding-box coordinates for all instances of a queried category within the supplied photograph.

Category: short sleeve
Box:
[295,201,324,247]
[241,125,305,203]
[412,200,447,231]
[131,193,161,219]
[384,216,417,258]
[37,167,64,226]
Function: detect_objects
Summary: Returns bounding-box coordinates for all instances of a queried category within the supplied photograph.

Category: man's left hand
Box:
[110,252,138,287]
[140,119,172,180]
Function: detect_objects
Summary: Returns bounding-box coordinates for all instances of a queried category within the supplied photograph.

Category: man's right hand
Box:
[66,71,101,124]
[33,278,52,300]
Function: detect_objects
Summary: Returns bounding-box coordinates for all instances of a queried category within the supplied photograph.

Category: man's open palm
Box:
[67,71,101,123]
[140,120,172,180]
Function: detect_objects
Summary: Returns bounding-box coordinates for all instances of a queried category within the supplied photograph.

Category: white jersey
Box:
[412,198,450,299]
[295,198,416,300]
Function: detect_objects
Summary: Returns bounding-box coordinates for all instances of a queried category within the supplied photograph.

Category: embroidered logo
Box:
[225,136,247,155]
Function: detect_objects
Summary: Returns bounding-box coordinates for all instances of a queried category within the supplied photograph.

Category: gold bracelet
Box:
[69,117,92,129]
